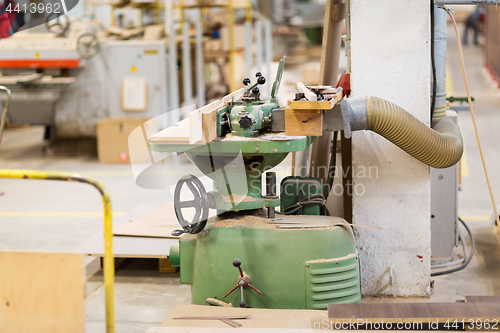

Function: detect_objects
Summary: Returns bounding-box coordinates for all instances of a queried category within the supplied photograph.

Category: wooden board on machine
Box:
[285,83,343,136]
[328,302,500,324]
[0,251,84,333]
[149,88,244,145]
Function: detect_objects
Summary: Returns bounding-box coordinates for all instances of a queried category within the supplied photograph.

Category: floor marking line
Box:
[0,212,126,217]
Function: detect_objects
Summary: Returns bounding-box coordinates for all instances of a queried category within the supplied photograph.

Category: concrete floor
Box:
[1,23,500,332]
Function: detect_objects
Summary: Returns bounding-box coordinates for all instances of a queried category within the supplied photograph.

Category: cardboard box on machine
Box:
[97,117,157,164]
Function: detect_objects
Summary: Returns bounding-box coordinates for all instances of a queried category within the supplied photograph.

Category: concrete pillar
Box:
[350,0,431,296]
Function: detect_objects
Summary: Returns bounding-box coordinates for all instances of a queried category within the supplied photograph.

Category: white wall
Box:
[350,0,431,296]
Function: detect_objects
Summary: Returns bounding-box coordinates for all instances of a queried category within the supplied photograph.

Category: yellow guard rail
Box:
[0,170,115,333]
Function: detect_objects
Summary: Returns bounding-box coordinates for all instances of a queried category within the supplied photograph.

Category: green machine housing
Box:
[169,217,361,309]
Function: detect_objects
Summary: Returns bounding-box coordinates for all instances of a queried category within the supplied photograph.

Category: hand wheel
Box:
[172,174,209,236]
[77,33,101,58]
[45,13,70,37]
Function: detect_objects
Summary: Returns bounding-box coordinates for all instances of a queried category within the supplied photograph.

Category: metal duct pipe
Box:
[346,96,463,169]
[433,6,448,120]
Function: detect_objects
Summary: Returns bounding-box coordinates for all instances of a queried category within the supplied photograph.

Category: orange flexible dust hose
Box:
[446,8,500,227]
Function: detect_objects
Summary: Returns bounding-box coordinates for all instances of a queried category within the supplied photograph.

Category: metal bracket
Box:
[323,101,349,137]
[340,98,352,139]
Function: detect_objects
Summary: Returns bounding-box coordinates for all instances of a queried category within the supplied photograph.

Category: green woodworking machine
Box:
[148,56,463,310]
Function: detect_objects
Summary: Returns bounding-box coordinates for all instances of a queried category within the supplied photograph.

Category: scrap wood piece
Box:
[296,82,317,101]
[288,90,343,111]
[174,315,251,320]
[219,319,241,328]
[174,315,250,327]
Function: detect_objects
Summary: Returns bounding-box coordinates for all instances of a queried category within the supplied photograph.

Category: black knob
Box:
[243,78,251,86]
[255,72,262,77]
[252,87,260,95]
[257,76,266,85]
[239,301,246,308]
[239,116,254,130]
[233,259,241,267]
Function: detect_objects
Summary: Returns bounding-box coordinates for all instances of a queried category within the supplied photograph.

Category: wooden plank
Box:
[149,118,190,144]
[148,328,327,333]
[202,108,218,143]
[328,303,500,323]
[113,202,180,239]
[192,100,223,144]
[189,108,203,144]
[296,82,317,101]
[285,108,322,136]
[222,87,245,104]
[151,88,245,145]
[0,251,84,333]
[160,304,328,329]
[78,232,178,258]
[465,296,500,303]
[288,91,343,110]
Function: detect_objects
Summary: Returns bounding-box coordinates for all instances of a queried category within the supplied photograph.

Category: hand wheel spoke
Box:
[186,181,200,197]
[177,200,196,208]
[192,209,201,224]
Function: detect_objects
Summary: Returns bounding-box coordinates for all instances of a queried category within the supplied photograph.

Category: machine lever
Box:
[222,258,262,308]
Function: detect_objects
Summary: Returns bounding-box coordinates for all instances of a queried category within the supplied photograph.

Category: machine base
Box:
[170,215,361,310]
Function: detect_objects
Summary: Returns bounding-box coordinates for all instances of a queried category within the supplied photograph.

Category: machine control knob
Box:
[223,258,262,308]
[257,76,266,85]
[243,78,251,86]
[255,72,262,77]
[239,116,254,130]
[252,87,260,95]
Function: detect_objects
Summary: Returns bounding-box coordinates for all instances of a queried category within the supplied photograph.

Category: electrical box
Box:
[106,41,168,121]
[280,176,323,215]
